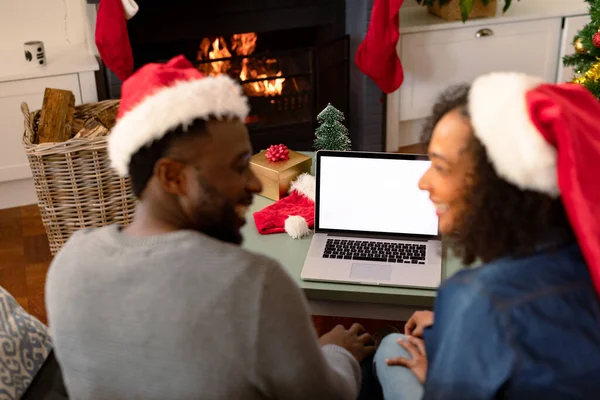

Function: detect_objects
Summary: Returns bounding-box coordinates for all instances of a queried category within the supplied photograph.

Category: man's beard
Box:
[203,204,243,245]
[193,179,252,245]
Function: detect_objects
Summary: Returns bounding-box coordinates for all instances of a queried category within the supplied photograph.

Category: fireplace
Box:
[97,0,349,151]
[91,0,385,151]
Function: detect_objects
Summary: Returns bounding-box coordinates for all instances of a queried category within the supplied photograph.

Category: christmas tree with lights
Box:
[313,103,351,151]
[563,0,600,99]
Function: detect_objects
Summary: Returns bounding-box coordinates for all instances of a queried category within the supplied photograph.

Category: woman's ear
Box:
[462,156,478,188]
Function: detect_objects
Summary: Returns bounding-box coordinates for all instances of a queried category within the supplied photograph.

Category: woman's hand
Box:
[385,336,428,384]
[404,311,434,338]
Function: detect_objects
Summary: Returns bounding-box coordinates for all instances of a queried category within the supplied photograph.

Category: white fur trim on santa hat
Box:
[285,215,311,239]
[469,72,559,197]
[108,75,249,176]
[289,173,315,201]
[284,174,315,239]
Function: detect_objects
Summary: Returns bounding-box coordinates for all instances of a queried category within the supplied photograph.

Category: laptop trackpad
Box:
[350,263,392,281]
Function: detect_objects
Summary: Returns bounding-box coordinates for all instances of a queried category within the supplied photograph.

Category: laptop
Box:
[300,150,443,289]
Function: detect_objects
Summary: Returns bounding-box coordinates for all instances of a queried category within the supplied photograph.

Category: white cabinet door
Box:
[398,18,562,121]
[0,74,82,182]
[557,15,590,83]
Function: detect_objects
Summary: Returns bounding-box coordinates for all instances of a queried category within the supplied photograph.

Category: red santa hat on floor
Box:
[108,55,249,176]
[253,173,316,239]
[468,72,600,294]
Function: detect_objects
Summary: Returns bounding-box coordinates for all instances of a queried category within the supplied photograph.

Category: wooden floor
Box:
[0,205,404,333]
[0,205,51,324]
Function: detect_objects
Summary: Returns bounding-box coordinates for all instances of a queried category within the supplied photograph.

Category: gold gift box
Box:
[250,150,312,201]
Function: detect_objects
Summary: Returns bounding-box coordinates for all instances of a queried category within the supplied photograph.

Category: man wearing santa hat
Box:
[373,73,600,399]
[45,55,375,399]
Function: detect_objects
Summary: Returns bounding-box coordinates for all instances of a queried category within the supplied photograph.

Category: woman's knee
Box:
[374,333,425,399]
[376,333,410,362]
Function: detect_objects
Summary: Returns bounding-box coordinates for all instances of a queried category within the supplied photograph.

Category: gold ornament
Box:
[574,38,586,54]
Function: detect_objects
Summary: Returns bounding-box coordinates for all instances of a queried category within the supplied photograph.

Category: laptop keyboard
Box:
[322,239,426,264]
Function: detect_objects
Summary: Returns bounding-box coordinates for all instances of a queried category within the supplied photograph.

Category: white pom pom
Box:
[284,216,311,239]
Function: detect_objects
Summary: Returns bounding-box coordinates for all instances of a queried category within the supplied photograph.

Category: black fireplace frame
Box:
[90,0,350,151]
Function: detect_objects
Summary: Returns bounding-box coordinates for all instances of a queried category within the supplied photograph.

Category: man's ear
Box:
[154,158,188,196]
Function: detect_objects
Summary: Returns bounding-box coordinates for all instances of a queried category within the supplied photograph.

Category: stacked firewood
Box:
[35,88,117,144]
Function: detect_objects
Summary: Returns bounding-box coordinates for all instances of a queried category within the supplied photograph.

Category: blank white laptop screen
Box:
[318,155,439,236]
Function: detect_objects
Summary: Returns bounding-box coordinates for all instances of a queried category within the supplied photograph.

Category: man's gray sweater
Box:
[45,225,360,399]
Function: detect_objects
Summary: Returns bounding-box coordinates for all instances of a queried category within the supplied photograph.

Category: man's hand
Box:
[386,336,428,384]
[319,323,376,362]
[404,311,434,338]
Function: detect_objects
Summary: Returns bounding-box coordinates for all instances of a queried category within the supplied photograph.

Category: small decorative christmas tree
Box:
[313,103,351,151]
[563,0,600,99]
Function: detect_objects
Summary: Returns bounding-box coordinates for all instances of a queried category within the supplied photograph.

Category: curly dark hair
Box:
[421,84,572,265]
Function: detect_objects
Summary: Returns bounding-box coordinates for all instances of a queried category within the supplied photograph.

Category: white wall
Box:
[0,0,91,52]
[0,0,94,210]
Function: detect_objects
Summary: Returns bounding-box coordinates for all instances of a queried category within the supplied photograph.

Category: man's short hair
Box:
[128,119,208,198]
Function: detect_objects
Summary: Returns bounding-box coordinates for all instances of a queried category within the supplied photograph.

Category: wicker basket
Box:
[21,100,137,255]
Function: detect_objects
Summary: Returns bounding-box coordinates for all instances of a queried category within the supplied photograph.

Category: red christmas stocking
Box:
[355,0,405,94]
[95,0,134,82]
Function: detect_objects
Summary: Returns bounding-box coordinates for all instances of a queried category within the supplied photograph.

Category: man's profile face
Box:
[173,119,262,244]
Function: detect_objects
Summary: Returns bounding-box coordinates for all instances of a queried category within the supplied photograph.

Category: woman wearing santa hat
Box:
[373,72,600,399]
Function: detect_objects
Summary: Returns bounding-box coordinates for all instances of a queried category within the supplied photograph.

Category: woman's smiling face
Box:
[418,108,475,236]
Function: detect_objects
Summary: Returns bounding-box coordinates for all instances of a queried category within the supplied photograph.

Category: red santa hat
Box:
[468,72,600,294]
[253,173,316,239]
[108,55,249,176]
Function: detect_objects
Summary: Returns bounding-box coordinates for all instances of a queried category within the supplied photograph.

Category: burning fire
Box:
[197,32,285,97]
[198,37,232,75]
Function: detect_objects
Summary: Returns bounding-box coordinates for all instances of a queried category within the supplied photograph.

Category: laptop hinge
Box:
[321,231,432,242]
